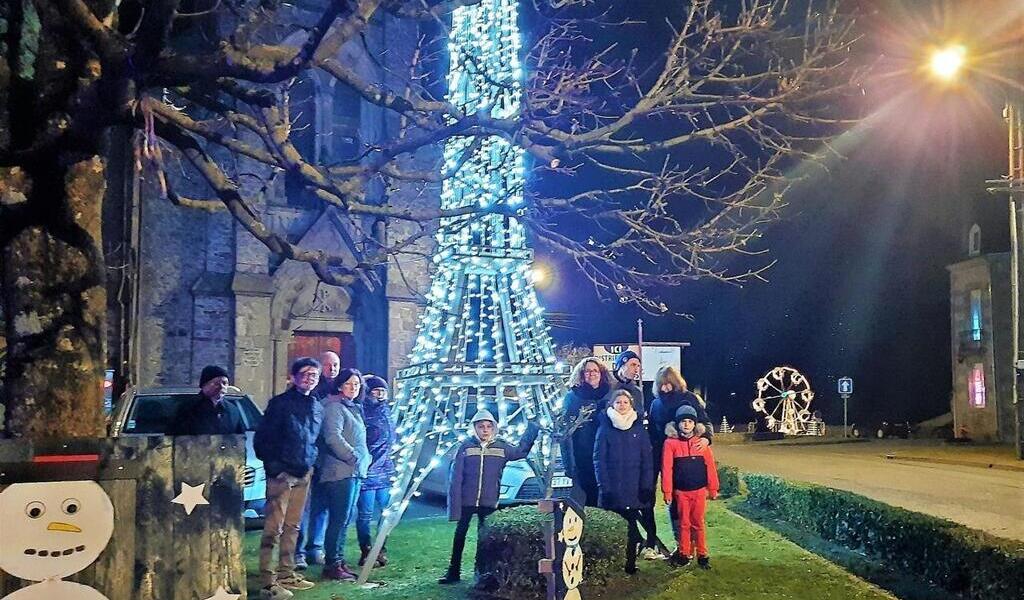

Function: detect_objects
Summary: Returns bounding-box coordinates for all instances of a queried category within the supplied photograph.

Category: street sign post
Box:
[838,377,853,437]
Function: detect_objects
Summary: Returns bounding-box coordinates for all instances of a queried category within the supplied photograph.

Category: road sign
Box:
[838,377,853,395]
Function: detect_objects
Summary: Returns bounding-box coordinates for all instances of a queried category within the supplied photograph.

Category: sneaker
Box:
[308,551,326,565]
[277,573,315,590]
[668,553,690,568]
[259,584,294,600]
[697,555,711,570]
[294,555,308,571]
[640,547,662,560]
[322,563,357,582]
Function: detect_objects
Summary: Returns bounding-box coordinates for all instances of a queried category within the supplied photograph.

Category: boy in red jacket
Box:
[661,404,719,569]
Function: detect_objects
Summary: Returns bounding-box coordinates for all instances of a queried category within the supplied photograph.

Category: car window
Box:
[125,394,258,433]
[231,396,262,431]
[124,395,190,434]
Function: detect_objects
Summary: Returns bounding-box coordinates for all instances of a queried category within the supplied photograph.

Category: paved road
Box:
[715,441,1024,541]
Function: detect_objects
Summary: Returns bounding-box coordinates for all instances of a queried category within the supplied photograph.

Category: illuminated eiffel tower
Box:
[358,1,564,582]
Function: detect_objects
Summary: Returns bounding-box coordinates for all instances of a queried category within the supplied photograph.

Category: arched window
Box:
[968,223,981,257]
[325,81,362,164]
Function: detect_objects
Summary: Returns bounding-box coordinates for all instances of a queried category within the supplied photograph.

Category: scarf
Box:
[606,407,638,431]
[573,380,610,402]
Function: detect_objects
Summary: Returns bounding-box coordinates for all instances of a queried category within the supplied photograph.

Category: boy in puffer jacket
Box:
[439,409,539,584]
[661,404,719,569]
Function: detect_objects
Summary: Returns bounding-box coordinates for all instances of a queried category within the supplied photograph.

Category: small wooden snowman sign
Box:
[0,481,114,599]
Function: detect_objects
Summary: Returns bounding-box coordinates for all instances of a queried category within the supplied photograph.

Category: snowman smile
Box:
[22,545,87,558]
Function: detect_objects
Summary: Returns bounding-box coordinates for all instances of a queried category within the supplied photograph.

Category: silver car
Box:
[108,386,266,520]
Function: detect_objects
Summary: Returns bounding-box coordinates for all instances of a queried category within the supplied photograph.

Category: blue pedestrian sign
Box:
[838,377,853,395]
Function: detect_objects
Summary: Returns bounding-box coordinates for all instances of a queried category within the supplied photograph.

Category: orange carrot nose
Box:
[47,522,82,533]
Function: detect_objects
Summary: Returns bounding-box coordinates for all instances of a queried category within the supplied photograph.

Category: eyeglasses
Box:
[297,369,320,378]
[583,369,601,375]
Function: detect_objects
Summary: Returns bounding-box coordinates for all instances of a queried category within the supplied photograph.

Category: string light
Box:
[383,0,566,523]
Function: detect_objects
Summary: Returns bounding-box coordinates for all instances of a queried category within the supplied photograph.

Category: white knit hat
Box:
[471,409,497,425]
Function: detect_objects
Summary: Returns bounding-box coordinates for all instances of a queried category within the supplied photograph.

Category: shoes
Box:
[698,555,711,570]
[358,545,371,567]
[308,551,326,565]
[259,584,294,600]
[293,555,308,571]
[322,563,358,582]
[640,547,665,560]
[277,573,315,590]
[668,553,690,568]
[375,546,389,568]
[438,569,461,584]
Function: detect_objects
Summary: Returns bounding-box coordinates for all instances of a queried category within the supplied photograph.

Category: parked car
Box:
[108,386,266,521]
[851,420,913,439]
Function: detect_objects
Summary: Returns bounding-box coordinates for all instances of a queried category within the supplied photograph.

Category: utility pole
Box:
[988,99,1024,459]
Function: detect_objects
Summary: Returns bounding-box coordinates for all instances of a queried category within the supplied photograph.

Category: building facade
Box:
[105,9,433,406]
[947,227,1015,442]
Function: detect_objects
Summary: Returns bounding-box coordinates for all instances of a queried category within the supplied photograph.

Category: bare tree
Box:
[0,0,860,438]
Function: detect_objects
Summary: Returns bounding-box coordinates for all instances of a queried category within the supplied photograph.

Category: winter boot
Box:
[697,555,711,570]
[438,565,461,584]
[358,545,371,567]
[668,552,690,568]
[375,544,389,568]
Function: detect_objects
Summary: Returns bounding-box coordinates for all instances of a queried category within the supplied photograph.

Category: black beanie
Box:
[364,375,388,392]
[199,365,229,387]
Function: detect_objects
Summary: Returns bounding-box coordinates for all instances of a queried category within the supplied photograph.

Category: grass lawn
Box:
[244,502,896,600]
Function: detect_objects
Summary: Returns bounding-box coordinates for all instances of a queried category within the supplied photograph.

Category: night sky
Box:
[530,0,1017,426]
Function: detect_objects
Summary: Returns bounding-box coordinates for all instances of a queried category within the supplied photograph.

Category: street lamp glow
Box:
[531,265,550,286]
[928,44,966,81]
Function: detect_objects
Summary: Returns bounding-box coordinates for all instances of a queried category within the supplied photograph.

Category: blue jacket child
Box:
[439,409,539,584]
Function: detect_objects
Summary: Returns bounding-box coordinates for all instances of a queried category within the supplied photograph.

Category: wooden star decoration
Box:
[171,481,210,515]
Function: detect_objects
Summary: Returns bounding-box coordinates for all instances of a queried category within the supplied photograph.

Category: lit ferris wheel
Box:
[752,366,814,435]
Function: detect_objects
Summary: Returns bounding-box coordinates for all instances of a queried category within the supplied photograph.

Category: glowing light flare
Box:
[928,44,967,82]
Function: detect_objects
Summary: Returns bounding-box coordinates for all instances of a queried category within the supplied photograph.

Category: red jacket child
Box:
[661,404,719,568]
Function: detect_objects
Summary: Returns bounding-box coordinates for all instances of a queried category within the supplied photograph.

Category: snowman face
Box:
[0,481,114,581]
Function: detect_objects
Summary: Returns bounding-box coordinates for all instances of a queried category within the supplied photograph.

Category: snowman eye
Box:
[25,501,45,519]
[62,498,81,515]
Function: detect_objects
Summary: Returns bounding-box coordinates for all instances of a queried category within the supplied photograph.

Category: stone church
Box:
[102,9,433,406]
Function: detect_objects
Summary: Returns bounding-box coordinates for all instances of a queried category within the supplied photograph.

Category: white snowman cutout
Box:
[0,481,114,599]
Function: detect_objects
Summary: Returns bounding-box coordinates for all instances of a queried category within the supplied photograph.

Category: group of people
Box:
[169,348,718,598]
[171,354,397,600]
[562,350,719,573]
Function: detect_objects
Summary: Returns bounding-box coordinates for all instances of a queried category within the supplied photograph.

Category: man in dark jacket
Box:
[169,365,246,436]
[254,357,325,600]
[439,409,539,584]
[607,350,645,418]
[311,351,341,400]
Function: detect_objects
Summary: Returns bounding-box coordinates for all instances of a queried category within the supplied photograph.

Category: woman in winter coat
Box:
[356,375,396,568]
[648,366,712,471]
[314,369,370,582]
[648,365,712,544]
[593,390,654,574]
[560,357,612,507]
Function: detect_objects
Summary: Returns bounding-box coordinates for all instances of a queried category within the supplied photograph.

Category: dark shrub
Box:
[744,474,1024,600]
[475,505,627,599]
[717,464,741,498]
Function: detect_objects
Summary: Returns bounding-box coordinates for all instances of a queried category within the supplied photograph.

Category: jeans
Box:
[296,487,328,560]
[356,487,391,547]
[316,477,362,567]
[447,506,496,575]
[259,470,311,587]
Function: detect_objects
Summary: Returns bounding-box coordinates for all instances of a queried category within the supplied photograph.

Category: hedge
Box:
[475,505,627,598]
[744,473,1024,600]
[717,464,741,498]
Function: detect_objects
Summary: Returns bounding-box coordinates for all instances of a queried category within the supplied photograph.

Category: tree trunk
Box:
[1,153,107,439]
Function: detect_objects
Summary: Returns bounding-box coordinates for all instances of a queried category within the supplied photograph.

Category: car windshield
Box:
[124,394,259,433]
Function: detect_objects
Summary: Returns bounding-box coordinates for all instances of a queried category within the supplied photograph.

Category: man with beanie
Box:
[170,365,246,436]
[608,350,645,418]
